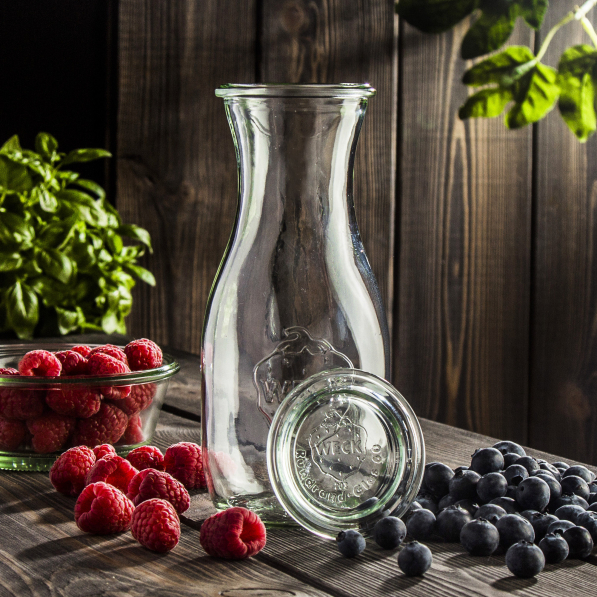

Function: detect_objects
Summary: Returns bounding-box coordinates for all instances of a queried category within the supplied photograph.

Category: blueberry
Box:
[406,500,422,515]
[474,504,507,525]
[496,514,535,551]
[560,475,590,501]
[397,541,432,576]
[589,503,597,513]
[423,462,454,500]
[336,530,366,557]
[460,519,500,556]
[505,541,545,578]
[589,493,597,506]
[538,463,561,482]
[492,441,526,458]
[453,499,479,516]
[533,473,562,508]
[515,477,550,512]
[453,466,469,474]
[554,504,587,524]
[503,453,521,468]
[547,519,575,536]
[563,465,595,484]
[356,496,380,511]
[449,470,481,501]
[539,532,569,564]
[514,456,540,475]
[436,505,472,542]
[503,464,529,486]
[552,494,589,511]
[415,493,438,514]
[406,509,436,541]
[438,494,456,511]
[563,526,594,559]
[530,513,559,542]
[488,496,519,514]
[505,486,517,500]
[372,516,407,549]
[552,461,569,471]
[520,509,541,521]
[589,483,597,494]
[477,472,507,503]
[470,448,504,476]
[575,511,597,543]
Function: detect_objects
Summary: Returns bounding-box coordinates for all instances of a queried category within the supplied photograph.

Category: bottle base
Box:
[213,493,299,527]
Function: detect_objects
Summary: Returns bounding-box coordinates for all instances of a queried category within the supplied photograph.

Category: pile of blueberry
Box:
[336,440,597,578]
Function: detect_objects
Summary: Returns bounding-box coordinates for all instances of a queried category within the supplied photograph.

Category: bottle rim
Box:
[215,83,376,99]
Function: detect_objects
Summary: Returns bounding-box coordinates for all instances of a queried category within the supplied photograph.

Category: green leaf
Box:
[6,281,38,339]
[75,178,106,199]
[463,46,535,86]
[0,212,35,249]
[506,62,559,129]
[35,132,58,159]
[125,263,156,286]
[0,135,21,155]
[461,3,517,60]
[35,187,59,213]
[39,220,76,249]
[37,248,74,285]
[70,242,97,270]
[57,189,109,228]
[459,87,513,119]
[0,155,34,193]
[0,251,22,272]
[396,0,477,34]
[557,45,597,142]
[61,148,112,165]
[117,224,153,252]
[518,0,548,29]
[55,306,82,335]
[106,231,124,254]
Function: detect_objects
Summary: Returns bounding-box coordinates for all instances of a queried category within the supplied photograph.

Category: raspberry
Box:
[0,388,45,420]
[85,454,138,492]
[18,350,62,377]
[131,498,180,552]
[111,383,156,416]
[125,339,163,371]
[200,507,266,559]
[87,353,131,400]
[121,414,144,445]
[54,350,88,375]
[46,386,101,418]
[72,345,92,358]
[164,442,206,489]
[27,413,75,453]
[0,368,18,375]
[71,403,128,447]
[49,446,96,496]
[128,469,190,514]
[0,416,26,450]
[89,344,129,365]
[126,468,152,497]
[75,481,134,534]
[93,444,117,460]
[127,446,164,471]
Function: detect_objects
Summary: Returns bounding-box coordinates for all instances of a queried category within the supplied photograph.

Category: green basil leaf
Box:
[506,63,559,129]
[0,155,34,193]
[36,187,59,213]
[106,231,124,254]
[61,148,112,165]
[117,224,153,251]
[463,46,535,86]
[459,87,514,119]
[57,189,109,228]
[70,242,97,270]
[0,212,35,249]
[461,4,517,60]
[6,281,38,339]
[396,0,477,34]
[0,251,22,272]
[74,178,106,199]
[34,132,59,159]
[125,263,156,286]
[56,170,80,184]
[39,219,77,249]
[0,135,22,155]
[37,248,75,285]
[557,45,597,142]
[518,0,548,29]
[55,306,82,335]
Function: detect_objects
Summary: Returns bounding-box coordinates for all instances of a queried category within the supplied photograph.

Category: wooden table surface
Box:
[1,341,597,597]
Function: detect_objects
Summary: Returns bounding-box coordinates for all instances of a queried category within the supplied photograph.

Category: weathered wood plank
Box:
[529,9,597,464]
[395,20,533,443]
[116,0,256,355]
[260,0,397,326]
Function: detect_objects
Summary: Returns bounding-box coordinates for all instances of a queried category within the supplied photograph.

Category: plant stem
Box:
[582,16,597,48]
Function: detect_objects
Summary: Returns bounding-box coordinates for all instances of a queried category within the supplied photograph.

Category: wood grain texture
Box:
[529,10,597,464]
[259,0,397,324]
[395,20,533,443]
[116,0,256,355]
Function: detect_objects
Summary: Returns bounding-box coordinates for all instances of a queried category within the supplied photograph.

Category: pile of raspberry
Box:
[48,440,266,557]
[0,339,163,454]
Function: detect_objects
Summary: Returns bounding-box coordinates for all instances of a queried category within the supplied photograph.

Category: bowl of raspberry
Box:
[0,339,180,470]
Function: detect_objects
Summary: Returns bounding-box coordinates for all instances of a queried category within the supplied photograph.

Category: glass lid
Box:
[267,369,425,539]
[215,84,376,98]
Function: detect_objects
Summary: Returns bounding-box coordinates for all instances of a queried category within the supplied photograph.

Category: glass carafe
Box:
[202,84,390,523]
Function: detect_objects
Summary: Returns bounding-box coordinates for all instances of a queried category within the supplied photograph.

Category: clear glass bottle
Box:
[202,84,390,523]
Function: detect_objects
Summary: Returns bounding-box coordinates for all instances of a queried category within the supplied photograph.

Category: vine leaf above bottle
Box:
[395,0,597,142]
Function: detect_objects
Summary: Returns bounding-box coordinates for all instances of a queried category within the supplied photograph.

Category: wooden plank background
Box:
[2,1,597,463]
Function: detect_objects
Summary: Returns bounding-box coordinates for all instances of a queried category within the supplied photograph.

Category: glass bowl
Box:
[0,343,180,471]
